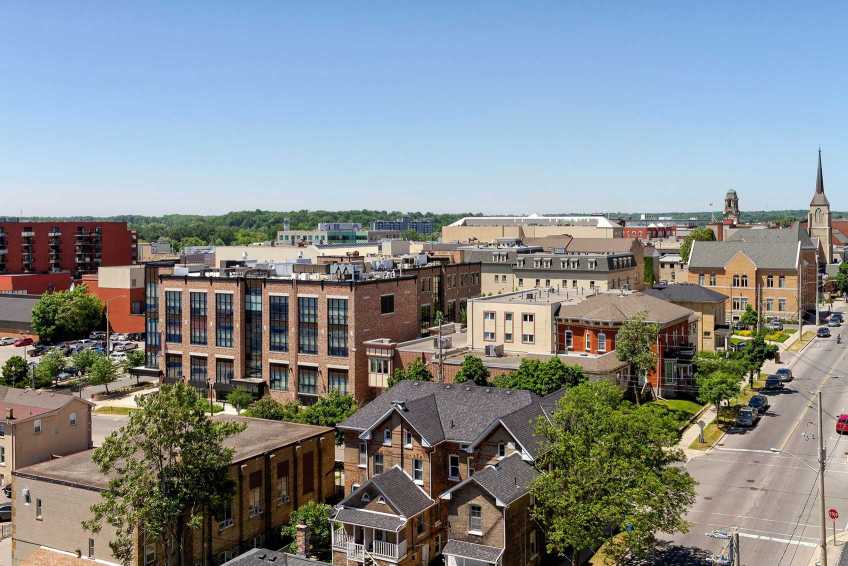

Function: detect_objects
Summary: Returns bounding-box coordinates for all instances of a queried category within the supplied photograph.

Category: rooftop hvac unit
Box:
[484,344,503,357]
[432,336,453,350]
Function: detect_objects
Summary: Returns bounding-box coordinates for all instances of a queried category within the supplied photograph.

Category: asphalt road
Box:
[658,325,848,566]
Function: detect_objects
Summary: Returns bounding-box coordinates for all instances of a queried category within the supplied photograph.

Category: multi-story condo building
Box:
[0,220,137,294]
[0,387,93,491]
[12,415,334,566]
[687,225,817,323]
[370,218,435,235]
[333,381,556,566]
[462,245,642,295]
[142,260,480,404]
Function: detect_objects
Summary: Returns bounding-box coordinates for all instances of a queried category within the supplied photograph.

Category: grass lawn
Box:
[787,331,816,352]
[651,399,705,432]
[765,331,791,343]
[688,421,725,450]
[94,406,140,415]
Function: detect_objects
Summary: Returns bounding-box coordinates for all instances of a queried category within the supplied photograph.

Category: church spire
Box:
[811,147,830,206]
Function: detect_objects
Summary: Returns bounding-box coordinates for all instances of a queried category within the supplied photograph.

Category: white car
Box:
[0,337,16,346]
[109,352,127,362]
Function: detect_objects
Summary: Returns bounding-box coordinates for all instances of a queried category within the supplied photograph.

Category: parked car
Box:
[0,502,11,522]
[765,318,784,331]
[109,352,127,361]
[829,316,842,327]
[837,414,848,435]
[764,376,785,391]
[748,394,771,414]
[0,337,16,346]
[817,326,832,338]
[736,406,761,427]
[114,342,138,352]
[27,345,47,357]
[89,331,106,340]
[775,367,793,382]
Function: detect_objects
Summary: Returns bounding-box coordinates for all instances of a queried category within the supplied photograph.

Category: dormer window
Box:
[497,443,506,459]
[362,493,371,503]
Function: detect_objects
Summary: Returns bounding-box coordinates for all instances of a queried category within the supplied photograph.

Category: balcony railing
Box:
[332,530,406,562]
[21,231,34,237]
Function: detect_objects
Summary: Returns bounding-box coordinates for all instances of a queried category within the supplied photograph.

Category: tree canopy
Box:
[835,262,848,297]
[697,370,741,409]
[680,227,716,263]
[740,304,759,329]
[492,357,584,396]
[86,354,119,394]
[1,356,28,387]
[743,334,778,386]
[387,358,433,388]
[615,312,659,395]
[83,383,244,566]
[34,349,65,387]
[453,355,490,386]
[531,380,695,563]
[31,285,103,342]
[280,501,333,559]
[243,392,356,443]
[226,390,254,414]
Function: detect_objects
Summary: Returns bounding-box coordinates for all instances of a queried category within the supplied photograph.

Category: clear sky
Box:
[1,2,845,216]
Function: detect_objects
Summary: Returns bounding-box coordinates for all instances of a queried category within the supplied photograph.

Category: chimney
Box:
[295,524,310,557]
[5,408,13,420]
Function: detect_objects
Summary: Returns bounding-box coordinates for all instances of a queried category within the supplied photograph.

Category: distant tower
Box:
[808,149,833,263]
[723,189,740,224]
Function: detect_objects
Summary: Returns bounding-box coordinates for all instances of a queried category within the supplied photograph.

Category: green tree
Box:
[492,358,584,396]
[1,356,28,387]
[696,370,741,409]
[301,392,357,428]
[31,292,64,342]
[694,351,747,381]
[680,226,716,263]
[740,304,758,329]
[226,390,254,414]
[743,334,778,387]
[453,355,490,386]
[35,349,66,387]
[615,312,659,398]
[31,285,104,342]
[835,262,848,297]
[387,358,433,388]
[280,501,333,559]
[83,383,244,566]
[72,348,100,373]
[531,380,695,564]
[243,397,302,421]
[123,350,146,384]
[86,354,118,394]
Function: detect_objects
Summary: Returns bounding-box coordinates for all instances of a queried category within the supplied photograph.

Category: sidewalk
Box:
[807,529,848,566]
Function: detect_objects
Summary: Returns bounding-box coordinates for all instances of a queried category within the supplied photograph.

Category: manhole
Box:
[703,496,713,501]
[749,486,759,491]
[746,479,756,483]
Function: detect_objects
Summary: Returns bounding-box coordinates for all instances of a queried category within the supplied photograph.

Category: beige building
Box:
[646,284,727,352]
[0,387,93,489]
[12,415,335,566]
[658,254,687,284]
[441,215,623,243]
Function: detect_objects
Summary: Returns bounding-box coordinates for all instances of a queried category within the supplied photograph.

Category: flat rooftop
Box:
[471,287,598,306]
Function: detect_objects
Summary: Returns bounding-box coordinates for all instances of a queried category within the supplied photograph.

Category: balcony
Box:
[332,525,407,563]
[21,231,34,237]
[48,231,61,237]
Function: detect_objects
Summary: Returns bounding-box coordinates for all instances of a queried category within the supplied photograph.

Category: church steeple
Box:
[811,148,829,206]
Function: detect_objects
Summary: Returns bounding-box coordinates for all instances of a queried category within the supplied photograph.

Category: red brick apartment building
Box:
[334,381,554,566]
[0,220,137,294]
[141,261,480,404]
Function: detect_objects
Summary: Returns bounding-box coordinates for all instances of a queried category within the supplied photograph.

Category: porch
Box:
[331,521,408,563]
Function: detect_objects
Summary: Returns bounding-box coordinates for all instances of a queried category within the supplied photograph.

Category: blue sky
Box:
[1,2,845,216]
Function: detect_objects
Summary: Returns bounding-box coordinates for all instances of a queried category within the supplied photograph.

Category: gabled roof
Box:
[440,453,538,507]
[336,466,433,520]
[442,540,504,563]
[0,387,92,422]
[725,224,814,248]
[339,381,537,445]
[644,284,727,304]
[555,291,694,326]
[688,241,800,270]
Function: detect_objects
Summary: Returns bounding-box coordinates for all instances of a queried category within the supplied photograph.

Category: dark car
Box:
[748,394,770,414]
[829,315,843,327]
[764,376,785,391]
[27,345,47,357]
[736,407,761,427]
[775,368,793,382]
[0,502,11,522]
[817,327,831,338]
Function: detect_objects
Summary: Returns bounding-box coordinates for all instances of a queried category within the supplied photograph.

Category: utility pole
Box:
[819,390,829,566]
[733,530,740,566]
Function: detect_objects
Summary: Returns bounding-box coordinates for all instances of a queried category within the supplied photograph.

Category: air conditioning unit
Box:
[432,336,452,350]
[484,344,503,357]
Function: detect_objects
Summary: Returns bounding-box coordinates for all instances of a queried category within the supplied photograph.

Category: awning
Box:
[129,366,162,377]
[442,540,504,563]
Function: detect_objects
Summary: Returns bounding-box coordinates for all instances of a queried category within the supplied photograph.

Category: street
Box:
[660,328,848,566]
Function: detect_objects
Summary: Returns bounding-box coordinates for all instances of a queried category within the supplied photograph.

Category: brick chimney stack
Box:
[5,408,13,420]
[295,524,310,557]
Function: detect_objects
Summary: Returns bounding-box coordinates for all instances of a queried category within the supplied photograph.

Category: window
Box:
[518,278,523,286]
[34,419,42,433]
[190,356,207,386]
[767,275,774,288]
[698,274,705,286]
[564,330,573,350]
[420,304,432,330]
[469,504,482,533]
[598,332,607,353]
[270,363,288,391]
[413,459,424,482]
[380,294,395,314]
[69,412,77,426]
[0,446,4,465]
[522,313,534,323]
[585,333,592,352]
[416,515,425,535]
[779,275,786,288]
[522,333,535,344]
[298,297,318,354]
[358,442,367,467]
[277,461,290,503]
[216,358,234,384]
[215,293,234,348]
[504,332,513,342]
[244,282,263,379]
[249,471,263,517]
[269,295,289,352]
[328,298,349,356]
[166,354,183,381]
[23,488,31,505]
[448,455,460,480]
[404,429,413,448]
[373,454,384,475]
[0,423,4,436]
[328,369,348,395]
[165,290,182,343]
[302,452,315,494]
[497,443,506,458]
[710,274,717,286]
[530,530,537,556]
[298,366,318,396]
[144,542,156,566]
[741,275,749,287]
[505,312,513,322]
[383,428,392,445]
[362,492,371,503]
[732,274,740,287]
[217,496,233,529]
[778,298,787,312]
[484,311,496,321]
[189,292,207,345]
[483,331,496,341]
[369,358,391,388]
[89,539,95,558]
[766,299,774,312]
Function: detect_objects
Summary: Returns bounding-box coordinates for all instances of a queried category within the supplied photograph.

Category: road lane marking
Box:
[713,447,783,454]
[737,532,817,547]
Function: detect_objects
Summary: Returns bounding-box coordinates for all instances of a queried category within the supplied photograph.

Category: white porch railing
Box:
[333,530,354,550]
[347,543,365,562]
[371,539,407,561]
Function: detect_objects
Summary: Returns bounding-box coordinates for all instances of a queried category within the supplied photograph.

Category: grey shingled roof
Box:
[338,381,536,444]
[556,291,694,326]
[334,508,406,531]
[222,549,330,566]
[725,224,813,248]
[369,466,433,517]
[443,540,504,562]
[471,453,539,505]
[644,284,727,304]
[565,238,639,253]
[688,241,799,270]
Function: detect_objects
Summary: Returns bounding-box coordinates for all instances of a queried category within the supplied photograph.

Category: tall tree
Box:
[83,383,244,566]
[615,312,659,398]
[280,501,333,558]
[740,304,758,329]
[387,358,433,388]
[743,334,778,387]
[696,370,741,409]
[34,349,66,387]
[122,350,146,384]
[680,227,716,263]
[834,262,848,298]
[31,285,104,342]
[86,354,119,394]
[1,356,28,387]
[531,381,695,564]
[454,355,490,386]
[492,357,583,395]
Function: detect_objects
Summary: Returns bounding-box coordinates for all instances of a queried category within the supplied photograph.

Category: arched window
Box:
[815,208,822,223]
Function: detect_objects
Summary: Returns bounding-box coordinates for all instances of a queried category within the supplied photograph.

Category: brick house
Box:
[142,261,480,404]
[12,415,334,566]
[333,381,560,566]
